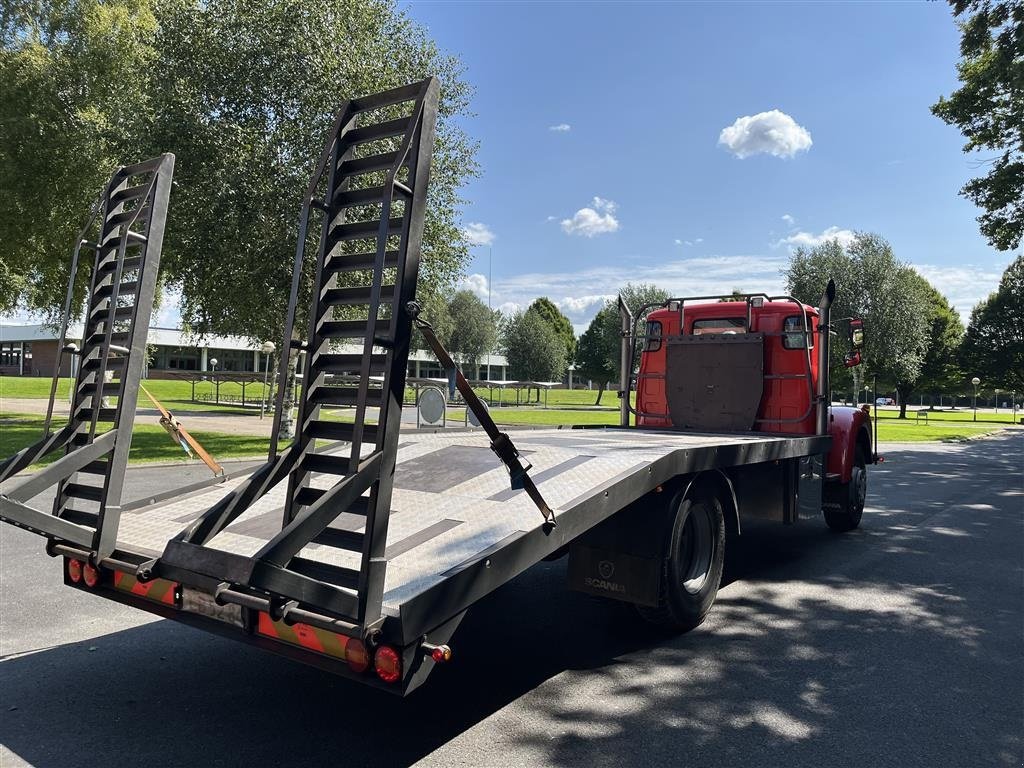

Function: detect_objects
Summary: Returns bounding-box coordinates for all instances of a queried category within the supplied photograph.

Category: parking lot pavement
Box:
[1,432,1021,767]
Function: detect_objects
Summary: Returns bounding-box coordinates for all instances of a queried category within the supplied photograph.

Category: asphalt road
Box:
[1,433,1021,767]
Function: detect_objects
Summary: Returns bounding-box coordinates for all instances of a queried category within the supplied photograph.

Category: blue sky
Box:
[2,1,1012,335]
[406,0,1015,331]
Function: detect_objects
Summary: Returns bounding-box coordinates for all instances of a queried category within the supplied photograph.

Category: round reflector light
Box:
[67,558,83,584]
[374,645,402,684]
[431,645,452,663]
[345,637,370,674]
[82,563,101,588]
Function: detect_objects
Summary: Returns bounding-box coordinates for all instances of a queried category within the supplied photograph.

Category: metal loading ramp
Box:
[117,428,823,641]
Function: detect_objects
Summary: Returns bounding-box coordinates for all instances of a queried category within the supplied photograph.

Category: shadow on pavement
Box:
[1,435,1020,768]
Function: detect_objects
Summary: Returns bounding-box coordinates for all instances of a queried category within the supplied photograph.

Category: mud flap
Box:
[567,545,661,607]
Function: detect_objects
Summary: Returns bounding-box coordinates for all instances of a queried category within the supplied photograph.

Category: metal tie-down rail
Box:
[0,154,175,562]
[152,80,441,637]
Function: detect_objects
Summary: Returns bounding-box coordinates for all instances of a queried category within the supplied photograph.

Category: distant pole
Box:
[487,245,493,380]
[971,376,980,421]
[260,341,275,419]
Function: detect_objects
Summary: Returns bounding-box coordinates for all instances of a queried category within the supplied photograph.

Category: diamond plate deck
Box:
[115,427,795,614]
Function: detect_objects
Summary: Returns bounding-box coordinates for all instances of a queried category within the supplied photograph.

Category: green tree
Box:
[575,283,669,406]
[576,304,618,405]
[932,0,1023,251]
[501,307,566,399]
[0,0,159,314]
[785,233,931,409]
[528,297,576,364]
[1,0,478,342]
[893,271,965,417]
[959,253,1024,393]
[447,290,496,373]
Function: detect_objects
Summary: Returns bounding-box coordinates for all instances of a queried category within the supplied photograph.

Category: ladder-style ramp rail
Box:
[156,80,440,633]
[0,154,175,560]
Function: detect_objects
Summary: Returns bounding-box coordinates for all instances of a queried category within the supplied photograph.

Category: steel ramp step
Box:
[321,285,396,307]
[307,385,384,407]
[305,420,379,443]
[310,353,388,375]
[58,508,100,527]
[288,556,360,590]
[92,281,139,301]
[328,217,404,245]
[311,526,365,552]
[346,116,413,147]
[337,151,409,178]
[316,319,391,340]
[110,183,151,205]
[62,482,105,502]
[323,250,400,276]
[97,255,142,275]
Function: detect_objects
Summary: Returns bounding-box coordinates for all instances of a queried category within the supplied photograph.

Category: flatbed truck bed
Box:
[112,427,826,633]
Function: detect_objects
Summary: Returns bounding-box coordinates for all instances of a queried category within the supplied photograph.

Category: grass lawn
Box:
[872,407,1019,424]
[0,413,271,468]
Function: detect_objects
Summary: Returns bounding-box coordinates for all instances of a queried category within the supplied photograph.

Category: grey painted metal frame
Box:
[0,154,175,559]
[157,80,440,632]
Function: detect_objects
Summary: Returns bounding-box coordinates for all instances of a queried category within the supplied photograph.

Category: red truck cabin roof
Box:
[637,299,820,435]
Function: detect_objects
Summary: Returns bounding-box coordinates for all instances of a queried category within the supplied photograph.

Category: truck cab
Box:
[636,298,821,435]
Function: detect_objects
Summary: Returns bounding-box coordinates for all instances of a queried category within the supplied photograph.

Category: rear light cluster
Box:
[66,557,103,588]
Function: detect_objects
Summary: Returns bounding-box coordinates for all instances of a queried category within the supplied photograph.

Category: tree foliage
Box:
[576,304,618,405]
[932,0,1023,251]
[893,271,965,416]
[501,307,566,390]
[446,289,496,370]
[574,283,669,406]
[959,253,1024,393]
[1,0,478,345]
[785,233,932,404]
[528,297,576,364]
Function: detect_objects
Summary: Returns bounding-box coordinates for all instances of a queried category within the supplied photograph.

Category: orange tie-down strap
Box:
[140,385,224,476]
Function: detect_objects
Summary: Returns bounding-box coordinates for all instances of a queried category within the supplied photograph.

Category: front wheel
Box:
[823,445,867,532]
[637,489,726,632]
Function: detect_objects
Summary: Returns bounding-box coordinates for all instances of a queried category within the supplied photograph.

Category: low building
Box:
[0,323,510,381]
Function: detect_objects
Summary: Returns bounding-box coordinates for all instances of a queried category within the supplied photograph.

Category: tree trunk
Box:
[594,382,605,406]
[277,350,297,442]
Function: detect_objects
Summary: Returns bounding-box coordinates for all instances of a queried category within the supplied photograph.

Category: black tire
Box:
[637,489,726,632]
[823,445,867,532]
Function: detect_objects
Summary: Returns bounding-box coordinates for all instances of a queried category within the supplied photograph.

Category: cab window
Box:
[783,315,814,349]
[644,320,663,352]
[692,317,745,335]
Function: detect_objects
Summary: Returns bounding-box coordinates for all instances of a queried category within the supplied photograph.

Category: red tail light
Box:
[67,558,83,584]
[82,563,102,588]
[374,645,402,684]
[345,637,370,674]
[430,644,452,663]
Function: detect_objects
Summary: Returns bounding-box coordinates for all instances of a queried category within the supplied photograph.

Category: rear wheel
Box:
[824,445,867,532]
[637,489,726,632]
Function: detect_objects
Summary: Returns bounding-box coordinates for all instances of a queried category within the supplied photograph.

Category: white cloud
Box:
[496,301,522,317]
[459,273,489,299]
[674,239,683,246]
[561,197,620,237]
[719,110,813,159]
[781,214,795,226]
[555,294,615,314]
[548,123,572,132]
[695,238,704,244]
[776,226,857,250]
[914,263,1005,325]
[461,222,496,247]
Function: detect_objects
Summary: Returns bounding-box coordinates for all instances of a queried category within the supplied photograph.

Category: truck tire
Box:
[823,445,867,532]
[637,489,726,632]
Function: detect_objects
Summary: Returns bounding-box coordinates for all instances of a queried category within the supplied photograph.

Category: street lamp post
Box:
[208,357,218,404]
[995,388,1000,414]
[971,376,980,422]
[260,341,275,419]
[864,384,870,406]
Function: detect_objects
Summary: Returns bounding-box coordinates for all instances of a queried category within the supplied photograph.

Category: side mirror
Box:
[844,350,862,368]
[848,318,864,350]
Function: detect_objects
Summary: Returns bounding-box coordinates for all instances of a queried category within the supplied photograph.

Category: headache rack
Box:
[152,79,441,636]
[0,154,175,560]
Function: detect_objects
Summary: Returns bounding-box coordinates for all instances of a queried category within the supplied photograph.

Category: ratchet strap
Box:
[409,302,556,532]
[140,385,225,477]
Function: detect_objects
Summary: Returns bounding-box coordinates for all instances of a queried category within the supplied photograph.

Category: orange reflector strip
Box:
[256,612,355,664]
[112,571,180,606]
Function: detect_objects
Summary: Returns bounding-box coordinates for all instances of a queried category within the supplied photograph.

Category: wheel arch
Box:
[680,469,741,537]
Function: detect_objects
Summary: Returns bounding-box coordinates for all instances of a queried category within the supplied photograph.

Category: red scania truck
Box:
[0,79,875,695]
